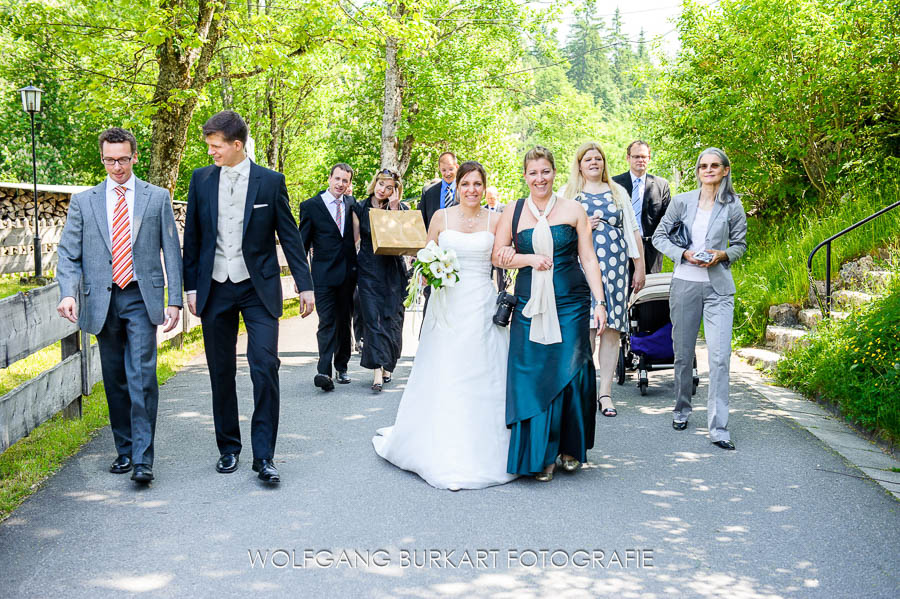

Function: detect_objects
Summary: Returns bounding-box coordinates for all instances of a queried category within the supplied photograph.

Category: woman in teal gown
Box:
[493,146,612,482]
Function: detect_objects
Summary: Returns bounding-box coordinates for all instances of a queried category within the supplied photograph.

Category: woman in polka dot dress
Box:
[564,142,645,416]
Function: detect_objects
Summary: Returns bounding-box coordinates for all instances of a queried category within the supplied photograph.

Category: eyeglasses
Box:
[101,156,133,166]
[698,162,723,170]
[378,168,399,180]
[629,155,650,161]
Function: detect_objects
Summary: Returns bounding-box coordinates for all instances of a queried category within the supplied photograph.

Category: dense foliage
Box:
[776,278,900,442]
[640,0,900,217]
[0,0,654,205]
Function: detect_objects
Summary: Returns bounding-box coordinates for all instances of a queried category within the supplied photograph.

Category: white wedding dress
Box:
[372,213,517,490]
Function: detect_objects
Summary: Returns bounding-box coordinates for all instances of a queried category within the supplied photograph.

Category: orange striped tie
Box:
[111,185,133,288]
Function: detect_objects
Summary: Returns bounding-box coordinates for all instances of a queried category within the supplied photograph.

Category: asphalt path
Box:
[1,311,898,598]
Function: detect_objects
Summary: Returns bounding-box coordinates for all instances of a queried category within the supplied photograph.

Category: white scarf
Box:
[522,194,562,344]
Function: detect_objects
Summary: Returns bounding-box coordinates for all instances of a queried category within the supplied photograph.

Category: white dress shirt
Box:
[322,189,347,236]
[106,174,136,245]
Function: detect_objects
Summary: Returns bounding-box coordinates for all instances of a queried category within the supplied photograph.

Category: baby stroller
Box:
[617,272,699,396]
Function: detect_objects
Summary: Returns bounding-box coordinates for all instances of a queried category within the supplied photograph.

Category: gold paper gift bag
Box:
[369,208,428,255]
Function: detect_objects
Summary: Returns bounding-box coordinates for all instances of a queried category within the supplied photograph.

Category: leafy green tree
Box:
[638,0,900,216]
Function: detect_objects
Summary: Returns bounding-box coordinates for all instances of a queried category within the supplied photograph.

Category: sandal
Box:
[371,383,383,393]
[599,394,617,417]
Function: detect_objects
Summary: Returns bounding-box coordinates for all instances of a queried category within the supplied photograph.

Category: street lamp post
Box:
[18,85,44,279]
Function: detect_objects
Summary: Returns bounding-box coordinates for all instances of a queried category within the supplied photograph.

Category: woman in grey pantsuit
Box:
[651,148,747,450]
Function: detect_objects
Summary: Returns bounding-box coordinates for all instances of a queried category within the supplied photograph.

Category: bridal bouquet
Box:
[404,240,461,308]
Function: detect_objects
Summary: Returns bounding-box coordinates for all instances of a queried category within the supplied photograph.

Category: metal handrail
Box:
[807,199,900,317]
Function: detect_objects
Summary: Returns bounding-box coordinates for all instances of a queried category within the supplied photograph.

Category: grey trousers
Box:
[96,283,160,465]
[669,278,734,442]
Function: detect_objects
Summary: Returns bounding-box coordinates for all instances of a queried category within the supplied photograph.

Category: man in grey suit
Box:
[57,127,183,484]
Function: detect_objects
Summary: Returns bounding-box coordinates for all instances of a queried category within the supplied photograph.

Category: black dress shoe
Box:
[131,464,154,483]
[314,374,335,391]
[336,371,351,384]
[713,440,736,450]
[216,453,239,473]
[110,455,133,474]
[672,420,688,431]
[252,459,281,483]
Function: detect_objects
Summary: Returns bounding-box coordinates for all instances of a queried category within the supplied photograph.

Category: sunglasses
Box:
[698,162,724,170]
[378,168,400,180]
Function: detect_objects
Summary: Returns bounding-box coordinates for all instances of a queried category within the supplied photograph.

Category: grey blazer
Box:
[651,189,748,295]
[57,178,183,335]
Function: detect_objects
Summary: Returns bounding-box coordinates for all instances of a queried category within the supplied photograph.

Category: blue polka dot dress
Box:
[580,191,629,333]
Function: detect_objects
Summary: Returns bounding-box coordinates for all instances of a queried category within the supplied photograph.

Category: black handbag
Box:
[668,219,692,249]
[493,199,525,327]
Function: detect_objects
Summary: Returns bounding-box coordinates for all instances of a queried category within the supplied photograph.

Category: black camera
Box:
[493,291,518,327]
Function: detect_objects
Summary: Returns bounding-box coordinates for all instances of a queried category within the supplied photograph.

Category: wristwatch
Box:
[598,300,607,308]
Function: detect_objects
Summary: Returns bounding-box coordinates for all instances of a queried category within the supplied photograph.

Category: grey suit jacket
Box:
[57,177,183,335]
[651,189,748,295]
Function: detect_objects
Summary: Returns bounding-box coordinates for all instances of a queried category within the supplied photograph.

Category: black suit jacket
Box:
[182,162,313,319]
[298,191,358,289]
[612,171,672,272]
[419,180,446,232]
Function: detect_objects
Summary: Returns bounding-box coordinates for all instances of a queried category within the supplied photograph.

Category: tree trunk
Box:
[147,0,224,195]
[380,34,404,173]
[219,53,234,109]
[265,74,279,170]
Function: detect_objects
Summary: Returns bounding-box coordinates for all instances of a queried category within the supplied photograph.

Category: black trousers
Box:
[314,277,356,376]
[201,279,280,460]
[96,283,159,466]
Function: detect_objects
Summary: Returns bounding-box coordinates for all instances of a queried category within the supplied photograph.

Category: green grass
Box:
[774,279,900,444]
[0,273,45,300]
[0,343,62,395]
[0,298,302,521]
[731,173,900,345]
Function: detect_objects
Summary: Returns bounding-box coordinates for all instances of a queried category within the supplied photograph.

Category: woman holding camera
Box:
[494,147,609,482]
[352,169,410,392]
[652,147,747,449]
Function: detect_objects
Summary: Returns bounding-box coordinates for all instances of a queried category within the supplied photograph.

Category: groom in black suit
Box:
[298,164,358,391]
[183,110,314,484]
[612,140,671,274]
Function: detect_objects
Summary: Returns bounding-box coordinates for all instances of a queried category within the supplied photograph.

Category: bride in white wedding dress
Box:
[372,162,517,490]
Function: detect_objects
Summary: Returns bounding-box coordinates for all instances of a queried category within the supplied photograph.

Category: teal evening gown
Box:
[506,224,597,475]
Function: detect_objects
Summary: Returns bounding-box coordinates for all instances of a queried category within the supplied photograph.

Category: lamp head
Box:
[18,86,43,114]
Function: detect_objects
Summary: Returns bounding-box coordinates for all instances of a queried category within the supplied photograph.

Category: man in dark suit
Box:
[298,164,357,391]
[57,127,183,485]
[418,151,458,231]
[613,140,672,273]
[183,110,314,484]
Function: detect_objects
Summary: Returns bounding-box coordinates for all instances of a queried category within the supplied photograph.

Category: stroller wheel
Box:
[638,372,649,396]
[692,375,699,396]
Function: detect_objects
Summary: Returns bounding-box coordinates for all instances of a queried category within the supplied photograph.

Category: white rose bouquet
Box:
[404,240,461,308]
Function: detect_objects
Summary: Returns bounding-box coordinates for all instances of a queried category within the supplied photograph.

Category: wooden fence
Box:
[0,274,299,454]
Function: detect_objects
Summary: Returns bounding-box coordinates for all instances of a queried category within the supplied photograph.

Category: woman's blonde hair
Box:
[365,169,404,206]
[563,141,628,210]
